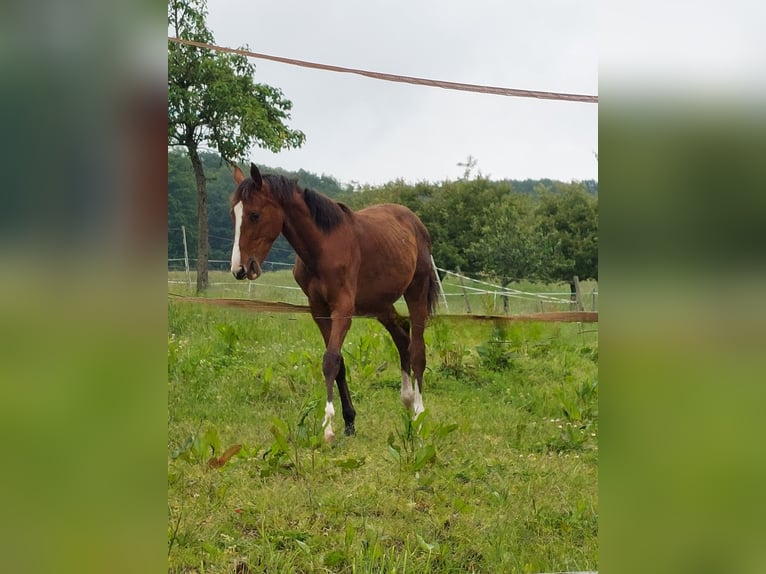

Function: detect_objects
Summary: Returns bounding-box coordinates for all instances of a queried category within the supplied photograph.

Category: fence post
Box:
[181,225,192,291]
[572,275,585,311]
[430,256,449,313]
[456,267,472,314]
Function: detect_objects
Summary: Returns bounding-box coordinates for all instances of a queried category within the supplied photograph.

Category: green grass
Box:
[167,299,598,573]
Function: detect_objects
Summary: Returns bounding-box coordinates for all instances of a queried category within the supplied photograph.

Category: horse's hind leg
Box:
[376,307,413,410]
[404,293,429,417]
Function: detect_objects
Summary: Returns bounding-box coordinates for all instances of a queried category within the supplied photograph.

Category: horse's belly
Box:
[353,288,403,315]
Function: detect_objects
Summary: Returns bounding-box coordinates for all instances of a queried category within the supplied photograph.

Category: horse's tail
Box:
[427,258,441,317]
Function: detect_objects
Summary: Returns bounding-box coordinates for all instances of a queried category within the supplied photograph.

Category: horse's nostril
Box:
[233,266,246,280]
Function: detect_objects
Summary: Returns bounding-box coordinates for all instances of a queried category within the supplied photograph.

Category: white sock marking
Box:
[413,380,425,417]
[230,201,243,273]
[400,371,414,409]
[322,400,335,442]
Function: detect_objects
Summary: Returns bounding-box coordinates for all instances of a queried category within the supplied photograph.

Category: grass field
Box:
[168,287,598,573]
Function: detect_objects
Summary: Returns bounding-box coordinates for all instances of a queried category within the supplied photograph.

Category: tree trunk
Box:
[189,146,209,293]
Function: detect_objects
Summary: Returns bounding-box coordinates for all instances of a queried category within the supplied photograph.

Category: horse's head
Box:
[230,163,284,280]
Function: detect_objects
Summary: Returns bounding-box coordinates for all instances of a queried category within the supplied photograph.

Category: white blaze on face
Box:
[230,201,243,273]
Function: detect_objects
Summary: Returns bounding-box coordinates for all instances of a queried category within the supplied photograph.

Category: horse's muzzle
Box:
[247,258,263,280]
[233,258,262,280]
[233,266,247,280]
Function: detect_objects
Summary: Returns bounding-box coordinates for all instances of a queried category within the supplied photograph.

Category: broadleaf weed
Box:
[387,409,457,473]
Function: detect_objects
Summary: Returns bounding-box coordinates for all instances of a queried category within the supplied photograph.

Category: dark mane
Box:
[302,187,349,233]
[231,173,292,205]
[230,178,256,206]
[231,172,348,233]
[263,174,299,205]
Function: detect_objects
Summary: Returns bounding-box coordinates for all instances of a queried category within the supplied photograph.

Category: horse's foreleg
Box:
[321,351,340,442]
[335,357,356,436]
[320,350,356,439]
[320,312,354,441]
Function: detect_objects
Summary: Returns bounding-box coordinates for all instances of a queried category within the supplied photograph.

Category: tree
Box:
[463,183,597,309]
[168,0,305,292]
[167,150,197,261]
[534,184,598,290]
[456,155,479,180]
[420,178,507,275]
[465,194,550,311]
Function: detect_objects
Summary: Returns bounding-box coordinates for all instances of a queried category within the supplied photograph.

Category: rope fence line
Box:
[440,282,571,303]
[168,260,597,317]
[168,37,598,104]
[435,267,591,304]
[167,279,574,299]
[168,261,596,302]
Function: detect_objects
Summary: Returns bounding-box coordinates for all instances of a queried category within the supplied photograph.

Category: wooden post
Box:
[456,267,472,314]
[572,275,585,311]
[181,225,192,291]
[591,287,597,311]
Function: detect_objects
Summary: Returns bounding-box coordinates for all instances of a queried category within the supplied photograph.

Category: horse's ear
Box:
[233,165,245,184]
[250,163,262,189]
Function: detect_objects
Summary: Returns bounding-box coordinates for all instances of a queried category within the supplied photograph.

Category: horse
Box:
[229,163,440,441]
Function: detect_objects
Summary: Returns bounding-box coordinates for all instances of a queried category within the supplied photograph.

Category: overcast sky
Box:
[205,0,598,186]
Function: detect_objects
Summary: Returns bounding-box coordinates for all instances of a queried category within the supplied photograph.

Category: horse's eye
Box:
[249,212,260,223]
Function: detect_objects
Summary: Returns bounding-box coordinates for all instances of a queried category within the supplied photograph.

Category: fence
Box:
[168,258,598,319]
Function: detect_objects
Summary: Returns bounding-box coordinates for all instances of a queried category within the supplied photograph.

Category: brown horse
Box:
[230,163,439,441]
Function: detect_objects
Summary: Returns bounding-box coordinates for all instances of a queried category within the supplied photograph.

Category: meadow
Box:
[167,272,598,573]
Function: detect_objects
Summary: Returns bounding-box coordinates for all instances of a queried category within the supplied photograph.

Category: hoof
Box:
[344,423,356,437]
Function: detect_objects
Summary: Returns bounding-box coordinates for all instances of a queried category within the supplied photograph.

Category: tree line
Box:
[168,149,598,288]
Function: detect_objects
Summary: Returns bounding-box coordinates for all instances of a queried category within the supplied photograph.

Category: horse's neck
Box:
[279,191,324,263]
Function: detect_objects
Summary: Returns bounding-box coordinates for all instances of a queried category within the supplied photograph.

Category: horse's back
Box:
[355,203,430,261]
[351,204,432,311]
[293,203,433,314]
[356,203,430,242]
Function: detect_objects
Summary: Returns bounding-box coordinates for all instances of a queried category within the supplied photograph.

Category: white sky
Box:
[600,1,766,99]
[205,0,598,186]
